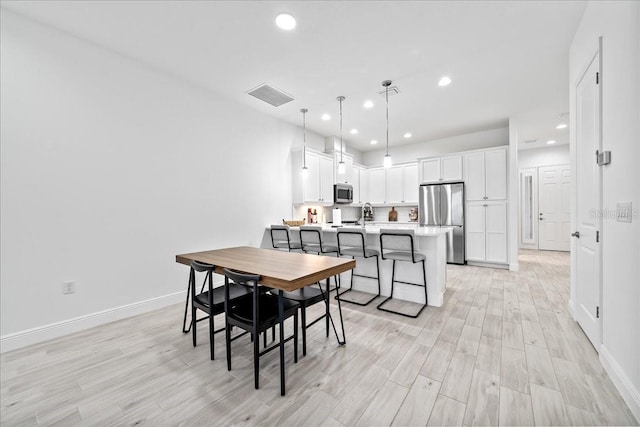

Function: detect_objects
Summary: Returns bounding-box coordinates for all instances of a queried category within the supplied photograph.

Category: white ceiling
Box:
[2,0,585,152]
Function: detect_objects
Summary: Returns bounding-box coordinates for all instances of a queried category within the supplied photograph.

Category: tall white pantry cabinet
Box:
[464,147,508,265]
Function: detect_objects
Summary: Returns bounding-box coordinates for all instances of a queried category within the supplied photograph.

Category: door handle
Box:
[571,231,580,238]
[539,217,544,220]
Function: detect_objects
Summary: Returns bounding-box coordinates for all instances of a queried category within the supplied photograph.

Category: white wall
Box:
[361,127,509,166]
[0,10,304,349]
[518,145,570,169]
[570,1,640,418]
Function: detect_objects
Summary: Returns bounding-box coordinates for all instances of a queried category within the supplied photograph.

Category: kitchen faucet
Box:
[360,202,373,226]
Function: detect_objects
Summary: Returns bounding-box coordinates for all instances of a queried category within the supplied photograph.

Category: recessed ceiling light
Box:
[438,76,452,87]
[275,13,296,31]
[404,132,412,138]
[350,129,358,135]
[363,100,374,109]
[547,140,556,145]
[321,113,331,121]
[370,140,378,145]
[556,123,568,129]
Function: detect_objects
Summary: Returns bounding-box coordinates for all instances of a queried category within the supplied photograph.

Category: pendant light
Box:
[382,80,393,168]
[301,108,309,178]
[337,96,346,175]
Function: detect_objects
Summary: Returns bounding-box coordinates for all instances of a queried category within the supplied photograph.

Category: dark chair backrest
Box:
[190,260,216,300]
[379,229,418,262]
[337,228,367,257]
[223,268,262,326]
[270,224,292,249]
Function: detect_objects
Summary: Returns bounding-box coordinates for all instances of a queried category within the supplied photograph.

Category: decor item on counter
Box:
[382,80,393,168]
[337,95,346,175]
[307,208,313,224]
[363,203,374,222]
[388,207,398,221]
[301,108,309,178]
[409,208,418,222]
[312,209,318,223]
[283,219,306,227]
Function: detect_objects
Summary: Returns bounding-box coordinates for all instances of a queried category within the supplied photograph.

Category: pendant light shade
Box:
[337,96,346,175]
[382,80,392,168]
[301,108,309,178]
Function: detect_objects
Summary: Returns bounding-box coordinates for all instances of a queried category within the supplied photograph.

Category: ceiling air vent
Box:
[524,139,537,144]
[378,86,400,96]
[247,83,294,107]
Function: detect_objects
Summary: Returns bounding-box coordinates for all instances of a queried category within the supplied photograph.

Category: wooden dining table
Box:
[175,246,356,395]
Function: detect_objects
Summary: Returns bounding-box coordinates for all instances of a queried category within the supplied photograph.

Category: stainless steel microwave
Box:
[334,183,353,204]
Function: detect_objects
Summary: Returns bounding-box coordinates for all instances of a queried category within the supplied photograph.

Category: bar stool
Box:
[299,225,339,255]
[270,224,303,252]
[377,228,428,318]
[336,228,381,306]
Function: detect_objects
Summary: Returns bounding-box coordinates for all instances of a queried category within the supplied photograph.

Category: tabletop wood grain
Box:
[176,246,355,292]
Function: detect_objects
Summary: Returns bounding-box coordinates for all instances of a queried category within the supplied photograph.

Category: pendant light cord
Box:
[301,108,308,168]
[340,98,343,162]
[385,84,389,156]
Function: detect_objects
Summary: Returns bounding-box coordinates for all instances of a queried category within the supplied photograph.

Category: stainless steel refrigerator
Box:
[419,182,465,264]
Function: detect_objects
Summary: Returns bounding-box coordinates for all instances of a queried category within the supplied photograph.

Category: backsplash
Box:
[291,205,418,224]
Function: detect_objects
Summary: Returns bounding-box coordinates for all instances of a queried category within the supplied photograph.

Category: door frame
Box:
[570,41,603,350]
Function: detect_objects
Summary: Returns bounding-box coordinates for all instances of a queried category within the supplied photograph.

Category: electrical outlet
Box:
[63,281,76,295]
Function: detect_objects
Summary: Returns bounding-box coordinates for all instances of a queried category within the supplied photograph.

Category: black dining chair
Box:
[377,229,428,318]
[223,269,299,393]
[183,260,251,360]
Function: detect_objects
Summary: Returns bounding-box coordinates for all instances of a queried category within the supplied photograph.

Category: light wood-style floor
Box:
[1,250,638,426]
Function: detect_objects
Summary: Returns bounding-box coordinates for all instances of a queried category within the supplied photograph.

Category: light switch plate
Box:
[616,202,632,223]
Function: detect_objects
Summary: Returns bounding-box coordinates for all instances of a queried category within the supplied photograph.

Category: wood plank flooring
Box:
[1,250,638,426]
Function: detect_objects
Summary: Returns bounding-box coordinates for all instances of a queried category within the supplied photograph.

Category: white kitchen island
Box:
[261,224,450,307]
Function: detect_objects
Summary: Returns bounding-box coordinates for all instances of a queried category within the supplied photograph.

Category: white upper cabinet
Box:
[380,163,419,204]
[385,166,404,204]
[368,168,386,204]
[354,166,370,204]
[334,152,354,185]
[319,155,334,203]
[464,147,507,201]
[441,155,463,181]
[402,163,419,203]
[292,149,334,205]
[419,154,463,183]
[420,158,441,183]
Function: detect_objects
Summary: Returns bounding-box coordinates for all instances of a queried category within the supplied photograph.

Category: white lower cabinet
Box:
[466,200,507,264]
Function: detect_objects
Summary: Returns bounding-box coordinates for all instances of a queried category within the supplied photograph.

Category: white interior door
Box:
[538,165,571,251]
[574,51,602,350]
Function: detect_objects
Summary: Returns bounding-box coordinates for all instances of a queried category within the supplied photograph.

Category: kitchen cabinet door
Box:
[441,155,463,181]
[335,153,354,185]
[403,163,419,203]
[485,201,507,263]
[465,202,486,261]
[420,158,441,183]
[358,168,370,204]
[369,168,386,204]
[484,148,507,200]
[303,152,320,202]
[464,151,486,201]
[319,155,334,203]
[385,166,404,204]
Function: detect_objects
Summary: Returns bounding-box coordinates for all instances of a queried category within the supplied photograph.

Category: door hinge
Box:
[596,72,599,84]
[596,306,600,318]
[596,230,600,242]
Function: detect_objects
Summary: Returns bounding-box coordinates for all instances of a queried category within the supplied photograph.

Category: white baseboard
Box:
[568,298,575,318]
[600,345,640,422]
[509,262,519,272]
[0,291,185,354]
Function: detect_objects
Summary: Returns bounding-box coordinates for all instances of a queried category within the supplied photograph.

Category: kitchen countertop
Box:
[284,223,452,237]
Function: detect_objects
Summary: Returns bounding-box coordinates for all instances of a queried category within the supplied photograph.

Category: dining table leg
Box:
[278,289,285,396]
[323,278,346,346]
